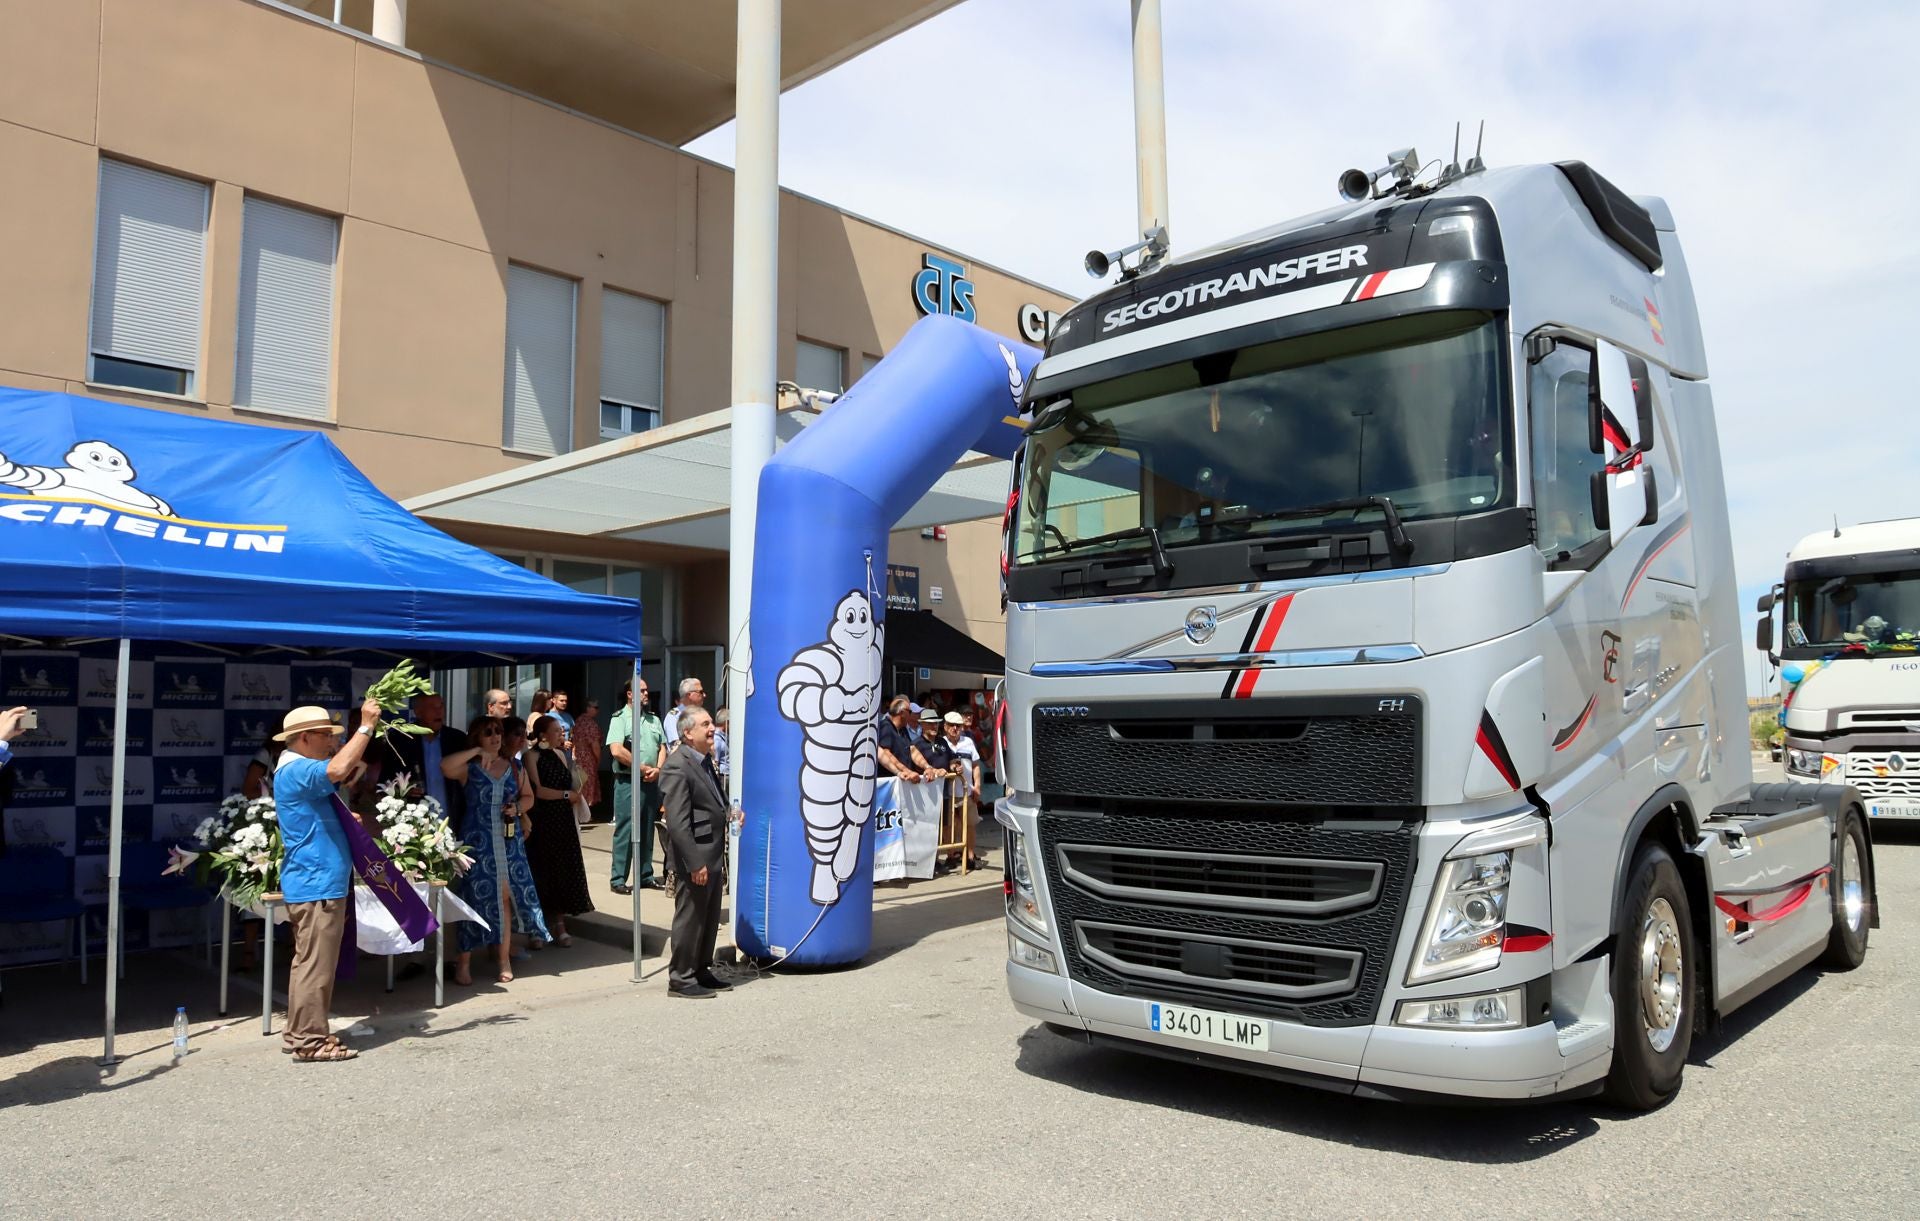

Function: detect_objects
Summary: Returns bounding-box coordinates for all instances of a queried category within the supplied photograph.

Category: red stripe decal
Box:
[1714,867,1831,925]
[1601,418,1631,453]
[1503,932,1553,953]
[1353,271,1389,301]
[1475,724,1520,790]
[1232,593,1295,698]
[1553,696,1597,752]
[1620,522,1691,612]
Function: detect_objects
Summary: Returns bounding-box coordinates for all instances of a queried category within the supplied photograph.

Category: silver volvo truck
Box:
[995,157,1876,1108]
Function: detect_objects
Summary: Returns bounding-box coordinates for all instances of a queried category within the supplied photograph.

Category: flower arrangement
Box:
[371,773,472,885]
[169,792,284,908]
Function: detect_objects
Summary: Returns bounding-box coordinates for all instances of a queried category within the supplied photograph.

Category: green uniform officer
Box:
[609,678,666,894]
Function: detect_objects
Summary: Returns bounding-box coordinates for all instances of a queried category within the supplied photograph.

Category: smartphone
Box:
[20,708,38,731]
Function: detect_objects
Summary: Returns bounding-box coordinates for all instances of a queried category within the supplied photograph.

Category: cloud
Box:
[690,0,1916,694]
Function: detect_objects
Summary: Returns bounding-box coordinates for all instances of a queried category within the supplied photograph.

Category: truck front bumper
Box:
[1008,959,1613,1102]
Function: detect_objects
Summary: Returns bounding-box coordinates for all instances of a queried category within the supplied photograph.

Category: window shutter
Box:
[503,265,577,455]
[234,196,337,417]
[796,340,845,394]
[91,159,208,378]
[600,288,665,408]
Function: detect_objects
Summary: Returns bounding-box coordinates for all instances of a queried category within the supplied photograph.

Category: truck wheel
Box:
[1820,807,1871,970]
[1603,842,1695,1111]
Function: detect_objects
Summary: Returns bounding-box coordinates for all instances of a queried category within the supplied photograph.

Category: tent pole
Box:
[630,655,644,983]
[98,637,131,1066]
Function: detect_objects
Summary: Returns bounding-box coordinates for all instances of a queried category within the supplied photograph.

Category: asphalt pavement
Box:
[2,786,1915,1218]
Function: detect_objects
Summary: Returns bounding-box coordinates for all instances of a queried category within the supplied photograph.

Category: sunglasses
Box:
[481,729,503,738]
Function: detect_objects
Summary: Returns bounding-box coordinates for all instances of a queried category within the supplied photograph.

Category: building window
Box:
[234,196,337,418]
[600,287,666,439]
[860,353,881,380]
[503,264,577,455]
[89,159,209,397]
[796,339,845,395]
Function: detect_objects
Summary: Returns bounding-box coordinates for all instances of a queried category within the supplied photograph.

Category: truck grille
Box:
[1076,922,1362,1001]
[1056,844,1382,916]
[1845,752,1920,800]
[1031,695,1421,807]
[1039,810,1417,1026]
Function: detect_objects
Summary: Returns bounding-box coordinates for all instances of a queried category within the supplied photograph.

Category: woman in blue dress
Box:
[441,716,551,984]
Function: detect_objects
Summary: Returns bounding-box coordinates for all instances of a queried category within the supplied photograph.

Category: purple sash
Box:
[330,796,439,977]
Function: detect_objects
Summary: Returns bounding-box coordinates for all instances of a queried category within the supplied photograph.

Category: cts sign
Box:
[911,253,976,323]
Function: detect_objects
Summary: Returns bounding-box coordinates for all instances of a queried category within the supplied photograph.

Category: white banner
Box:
[872,778,946,881]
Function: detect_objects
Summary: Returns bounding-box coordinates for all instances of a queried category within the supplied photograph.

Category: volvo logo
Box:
[1036,705,1091,718]
[1184,605,1219,645]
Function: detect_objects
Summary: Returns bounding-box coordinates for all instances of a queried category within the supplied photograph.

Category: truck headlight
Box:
[1004,825,1047,937]
[1394,984,1526,1031]
[1408,851,1510,984]
[1785,748,1820,778]
[1007,930,1058,974]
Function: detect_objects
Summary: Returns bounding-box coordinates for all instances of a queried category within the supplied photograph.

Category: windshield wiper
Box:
[1208,495,1415,562]
[1025,522,1175,581]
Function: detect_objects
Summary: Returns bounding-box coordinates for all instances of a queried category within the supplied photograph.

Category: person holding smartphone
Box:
[0,706,31,854]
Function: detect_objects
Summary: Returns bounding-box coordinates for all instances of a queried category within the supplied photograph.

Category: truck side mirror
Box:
[1755,590,1776,613]
[1755,614,1774,655]
[1588,339,1653,547]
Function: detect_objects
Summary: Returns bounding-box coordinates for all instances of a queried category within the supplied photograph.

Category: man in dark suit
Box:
[380,693,469,836]
[660,706,731,999]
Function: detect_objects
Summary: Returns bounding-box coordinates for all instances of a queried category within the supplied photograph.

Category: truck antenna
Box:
[1446,122,1462,179]
[1833,514,1842,538]
[1465,120,1486,173]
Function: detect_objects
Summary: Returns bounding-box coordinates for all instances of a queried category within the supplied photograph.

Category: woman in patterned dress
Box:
[571,699,604,814]
[523,715,593,945]
[441,715,551,985]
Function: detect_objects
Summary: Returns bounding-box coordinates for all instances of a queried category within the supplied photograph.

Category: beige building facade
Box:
[0,0,1067,712]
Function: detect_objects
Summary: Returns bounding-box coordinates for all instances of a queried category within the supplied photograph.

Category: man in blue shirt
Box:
[273,697,380,1062]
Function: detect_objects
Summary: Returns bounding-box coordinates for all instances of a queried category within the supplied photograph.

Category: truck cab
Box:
[996,158,1872,1108]
[1760,519,1920,819]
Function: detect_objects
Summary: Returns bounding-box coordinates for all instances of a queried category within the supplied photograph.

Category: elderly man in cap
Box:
[274,696,380,1062]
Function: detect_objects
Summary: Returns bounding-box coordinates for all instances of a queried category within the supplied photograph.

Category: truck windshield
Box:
[1784,566,1920,654]
[1014,311,1507,564]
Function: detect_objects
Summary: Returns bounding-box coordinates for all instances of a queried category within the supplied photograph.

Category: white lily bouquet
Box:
[168,792,283,908]
[372,773,473,885]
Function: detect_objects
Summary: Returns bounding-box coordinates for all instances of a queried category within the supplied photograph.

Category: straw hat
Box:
[943,711,965,725]
[273,706,345,742]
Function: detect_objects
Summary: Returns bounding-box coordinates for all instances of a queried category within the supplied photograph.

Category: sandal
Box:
[294,1042,358,1063]
[555,933,574,948]
[497,969,515,983]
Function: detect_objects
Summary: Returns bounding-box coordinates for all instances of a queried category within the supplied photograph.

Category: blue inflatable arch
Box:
[739,314,1040,965]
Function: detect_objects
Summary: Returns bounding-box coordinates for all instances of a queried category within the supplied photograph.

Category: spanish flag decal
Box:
[1644,297,1665,346]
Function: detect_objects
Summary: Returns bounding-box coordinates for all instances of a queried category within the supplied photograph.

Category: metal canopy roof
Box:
[402,405,1013,550]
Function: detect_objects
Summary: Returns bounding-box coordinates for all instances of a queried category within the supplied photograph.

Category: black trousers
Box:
[669,874,722,989]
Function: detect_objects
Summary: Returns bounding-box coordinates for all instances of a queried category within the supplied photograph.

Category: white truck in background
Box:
[994,152,1877,1109]
[1759,519,1920,818]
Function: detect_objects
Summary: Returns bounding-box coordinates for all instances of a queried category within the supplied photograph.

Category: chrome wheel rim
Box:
[1842,831,1866,935]
[1638,896,1685,1053]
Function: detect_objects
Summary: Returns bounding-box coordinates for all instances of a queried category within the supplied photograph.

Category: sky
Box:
[688,0,1916,694]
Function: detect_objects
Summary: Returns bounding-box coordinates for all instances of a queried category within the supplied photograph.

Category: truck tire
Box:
[1603,842,1695,1111]
[1820,807,1871,970]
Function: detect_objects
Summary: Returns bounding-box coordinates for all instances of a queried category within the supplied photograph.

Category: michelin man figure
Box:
[0,439,174,516]
[776,590,884,905]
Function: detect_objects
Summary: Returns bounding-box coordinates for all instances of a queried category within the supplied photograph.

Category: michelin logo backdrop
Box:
[0,643,402,966]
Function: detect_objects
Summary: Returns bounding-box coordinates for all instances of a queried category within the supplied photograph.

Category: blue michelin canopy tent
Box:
[0,386,641,1061]
[0,387,639,658]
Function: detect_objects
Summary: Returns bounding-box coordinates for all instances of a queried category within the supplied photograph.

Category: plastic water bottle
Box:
[171,1007,189,1062]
